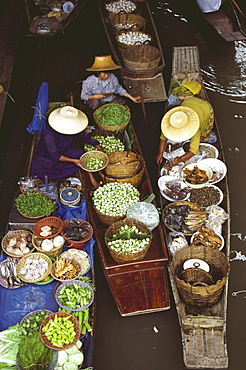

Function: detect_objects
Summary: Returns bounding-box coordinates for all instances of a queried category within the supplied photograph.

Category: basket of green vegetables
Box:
[84,129,125,155]
[105,218,153,263]
[93,103,131,133]
[79,150,109,172]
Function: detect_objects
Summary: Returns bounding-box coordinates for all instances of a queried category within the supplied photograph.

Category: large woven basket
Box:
[170,245,230,307]
[93,104,131,133]
[117,30,152,49]
[106,1,137,21]
[162,201,204,236]
[99,151,145,187]
[122,44,161,71]
[104,218,152,263]
[32,234,65,259]
[112,12,146,33]
[93,205,125,226]
[1,229,35,258]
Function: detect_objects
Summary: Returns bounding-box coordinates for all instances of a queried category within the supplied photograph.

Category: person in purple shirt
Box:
[30,105,104,180]
[81,55,141,110]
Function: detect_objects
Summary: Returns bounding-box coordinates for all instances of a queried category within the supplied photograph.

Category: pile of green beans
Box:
[94,103,130,126]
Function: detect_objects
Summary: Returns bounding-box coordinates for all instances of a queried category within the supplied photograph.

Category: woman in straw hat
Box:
[30,106,104,180]
[81,55,141,110]
[156,97,214,165]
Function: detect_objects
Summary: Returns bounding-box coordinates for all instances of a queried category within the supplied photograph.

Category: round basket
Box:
[33,217,63,239]
[1,230,35,258]
[85,128,126,154]
[122,44,161,71]
[106,0,137,21]
[179,268,215,285]
[112,12,146,33]
[20,309,53,327]
[61,218,93,249]
[79,150,109,172]
[93,104,131,133]
[99,150,145,187]
[39,312,81,350]
[162,201,205,236]
[51,258,82,282]
[55,280,94,311]
[93,205,125,226]
[59,249,91,275]
[16,252,52,283]
[32,234,65,259]
[170,245,230,306]
[117,30,152,49]
[15,193,55,219]
[104,218,152,263]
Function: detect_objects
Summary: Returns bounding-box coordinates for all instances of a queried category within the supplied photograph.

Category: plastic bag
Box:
[126,195,159,231]
[206,205,229,223]
[168,231,188,256]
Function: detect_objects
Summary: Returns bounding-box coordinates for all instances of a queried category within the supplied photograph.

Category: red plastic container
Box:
[61,218,93,250]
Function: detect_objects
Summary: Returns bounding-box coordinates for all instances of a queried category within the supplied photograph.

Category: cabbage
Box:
[57,351,68,366]
[68,352,84,366]
[63,362,78,370]
[75,340,82,349]
[64,346,78,355]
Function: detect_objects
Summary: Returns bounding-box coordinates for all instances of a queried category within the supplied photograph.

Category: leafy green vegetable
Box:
[15,192,55,217]
[0,324,23,367]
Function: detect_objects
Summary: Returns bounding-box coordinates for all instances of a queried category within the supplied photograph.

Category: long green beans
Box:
[94,103,130,126]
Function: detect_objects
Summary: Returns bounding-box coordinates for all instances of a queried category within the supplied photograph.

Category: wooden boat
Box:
[23,0,87,37]
[194,0,246,41]
[96,0,167,103]
[158,46,230,368]
[72,107,170,316]
[0,113,96,368]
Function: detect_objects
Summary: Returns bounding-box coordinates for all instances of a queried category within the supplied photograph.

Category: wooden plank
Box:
[182,316,224,329]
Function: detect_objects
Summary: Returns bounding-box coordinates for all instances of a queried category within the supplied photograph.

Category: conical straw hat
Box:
[161,106,199,142]
[86,55,122,71]
[48,106,88,134]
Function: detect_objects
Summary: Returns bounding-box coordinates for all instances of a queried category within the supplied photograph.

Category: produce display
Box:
[58,307,92,336]
[57,281,93,310]
[117,31,151,46]
[34,234,65,252]
[93,182,140,216]
[62,218,92,241]
[198,143,218,158]
[183,165,209,185]
[41,314,78,348]
[18,254,51,282]
[191,226,223,249]
[60,249,90,275]
[52,258,81,281]
[106,224,152,254]
[84,134,124,154]
[0,257,25,288]
[2,230,34,257]
[94,103,130,127]
[189,186,222,207]
[105,0,136,14]
[86,156,104,170]
[21,310,51,336]
[38,225,61,238]
[15,192,55,218]
[161,179,190,200]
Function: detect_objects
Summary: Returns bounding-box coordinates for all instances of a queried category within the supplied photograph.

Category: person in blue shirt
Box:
[81,55,141,110]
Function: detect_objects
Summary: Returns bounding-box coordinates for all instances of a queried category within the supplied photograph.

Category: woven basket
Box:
[170,245,230,307]
[93,104,131,133]
[39,312,81,350]
[162,201,204,236]
[16,252,52,283]
[99,151,145,187]
[20,309,53,326]
[79,150,109,172]
[179,268,214,285]
[106,1,137,21]
[51,258,82,282]
[55,280,94,312]
[86,128,126,146]
[93,205,126,226]
[104,218,152,263]
[33,216,63,239]
[117,30,152,49]
[32,234,65,259]
[1,230,35,258]
[112,12,146,33]
[122,44,161,71]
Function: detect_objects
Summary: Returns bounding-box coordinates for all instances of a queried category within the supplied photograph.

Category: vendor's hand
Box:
[131,96,141,103]
[95,93,107,100]
[172,157,182,166]
[156,153,163,164]
[74,159,82,167]
[96,144,104,152]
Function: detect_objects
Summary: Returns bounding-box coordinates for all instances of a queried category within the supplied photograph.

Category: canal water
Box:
[0,1,245,369]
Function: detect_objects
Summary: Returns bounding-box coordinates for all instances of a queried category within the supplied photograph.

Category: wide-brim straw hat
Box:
[161,106,200,142]
[48,106,88,135]
[86,55,122,71]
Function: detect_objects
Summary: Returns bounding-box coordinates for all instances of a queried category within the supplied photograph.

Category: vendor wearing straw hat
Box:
[30,105,104,180]
[156,97,214,165]
[81,55,141,110]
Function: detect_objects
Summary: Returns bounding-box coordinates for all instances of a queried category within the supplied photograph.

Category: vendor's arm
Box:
[172,151,194,166]
[77,131,105,152]
[156,138,167,164]
[59,155,81,167]
[123,92,141,103]
[172,131,200,165]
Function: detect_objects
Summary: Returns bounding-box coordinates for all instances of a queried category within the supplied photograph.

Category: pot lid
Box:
[60,187,80,202]
[183,258,210,272]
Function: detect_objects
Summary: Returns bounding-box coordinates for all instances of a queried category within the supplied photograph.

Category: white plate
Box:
[189,184,223,207]
[183,258,210,272]
[199,158,227,184]
[158,175,190,202]
[198,143,219,159]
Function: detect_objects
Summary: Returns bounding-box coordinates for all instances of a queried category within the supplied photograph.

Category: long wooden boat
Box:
[158,46,230,368]
[96,0,167,103]
[194,0,246,41]
[23,0,87,37]
[0,111,96,369]
[72,103,170,315]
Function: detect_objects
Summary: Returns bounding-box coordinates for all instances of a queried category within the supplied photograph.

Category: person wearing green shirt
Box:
[156,97,214,165]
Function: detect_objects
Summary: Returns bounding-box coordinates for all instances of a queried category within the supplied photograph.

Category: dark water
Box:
[0,1,246,369]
